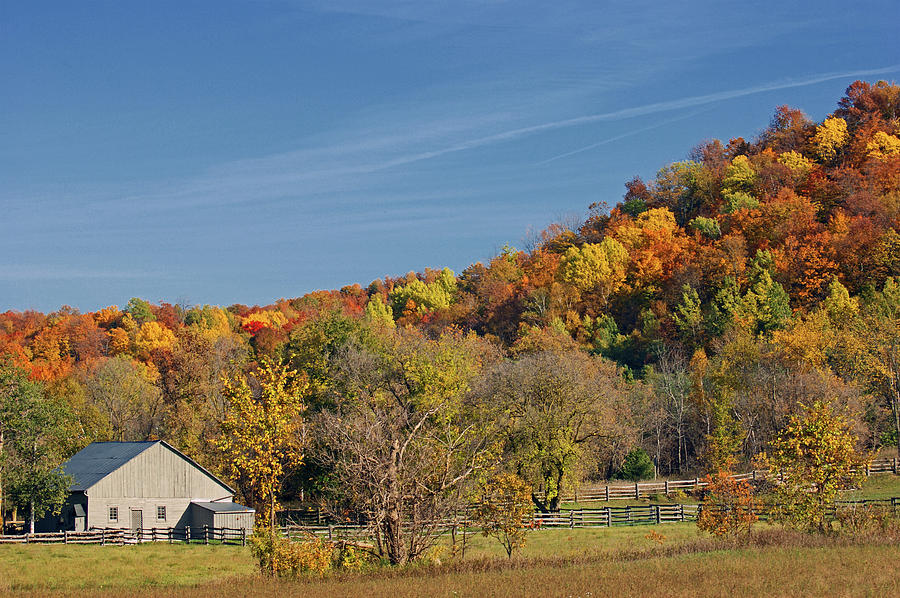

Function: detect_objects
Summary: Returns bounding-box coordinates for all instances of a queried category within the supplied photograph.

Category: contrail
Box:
[535,109,711,165]
[383,64,900,169]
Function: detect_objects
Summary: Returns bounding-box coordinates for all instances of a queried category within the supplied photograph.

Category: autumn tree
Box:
[83,356,163,441]
[312,329,498,565]
[697,469,757,537]
[478,350,633,512]
[217,358,307,530]
[763,401,867,532]
[472,473,534,558]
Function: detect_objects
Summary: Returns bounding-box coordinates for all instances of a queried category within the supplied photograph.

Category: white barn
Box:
[38,441,254,533]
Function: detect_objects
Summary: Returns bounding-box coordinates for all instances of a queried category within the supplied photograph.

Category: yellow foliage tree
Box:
[559,237,628,302]
[473,473,534,558]
[217,358,306,530]
[865,131,900,160]
[777,150,814,174]
[812,117,849,162]
[762,401,867,532]
[134,321,176,360]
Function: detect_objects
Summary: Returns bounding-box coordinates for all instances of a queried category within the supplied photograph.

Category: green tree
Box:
[480,350,633,512]
[617,448,655,481]
[364,294,395,328]
[314,329,498,565]
[0,363,72,533]
[125,297,156,324]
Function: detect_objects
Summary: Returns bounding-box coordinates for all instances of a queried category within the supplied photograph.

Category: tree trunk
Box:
[0,428,4,534]
[383,440,404,565]
[29,500,35,534]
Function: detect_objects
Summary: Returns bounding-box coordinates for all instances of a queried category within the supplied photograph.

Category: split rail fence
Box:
[0,526,247,546]
[545,457,899,504]
[282,496,900,540]
[2,497,897,546]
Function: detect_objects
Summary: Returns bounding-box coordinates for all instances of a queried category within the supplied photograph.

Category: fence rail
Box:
[278,497,900,538]
[547,457,899,504]
[0,526,247,546]
[3,497,898,546]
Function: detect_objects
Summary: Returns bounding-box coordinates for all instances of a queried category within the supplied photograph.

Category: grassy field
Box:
[2,474,897,597]
[4,537,898,597]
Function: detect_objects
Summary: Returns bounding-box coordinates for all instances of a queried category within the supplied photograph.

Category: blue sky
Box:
[2,0,899,312]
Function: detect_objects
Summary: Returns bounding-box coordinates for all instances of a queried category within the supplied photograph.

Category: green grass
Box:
[0,543,254,592]
[841,473,900,501]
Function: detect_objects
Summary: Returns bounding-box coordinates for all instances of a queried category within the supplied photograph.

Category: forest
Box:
[1,81,899,544]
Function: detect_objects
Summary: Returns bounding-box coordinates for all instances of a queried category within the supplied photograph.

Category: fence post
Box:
[64,531,68,545]
[655,505,661,525]
[626,505,631,523]
[752,470,757,481]
[865,462,870,476]
[605,485,609,502]
[186,525,191,544]
[892,458,897,474]
[203,525,209,545]
[606,506,611,527]
[241,528,246,547]
[101,529,105,546]
[569,511,575,528]
[664,479,669,495]
[680,504,684,522]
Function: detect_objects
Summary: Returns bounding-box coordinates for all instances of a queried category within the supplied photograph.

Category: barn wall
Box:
[214,511,255,530]
[88,497,195,530]
[190,505,215,529]
[89,443,231,500]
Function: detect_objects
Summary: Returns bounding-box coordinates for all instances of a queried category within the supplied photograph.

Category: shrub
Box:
[834,504,899,536]
[618,448,655,481]
[473,473,534,558]
[696,470,757,537]
[249,529,332,577]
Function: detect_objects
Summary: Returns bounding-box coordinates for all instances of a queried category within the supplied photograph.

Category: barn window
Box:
[109,507,118,522]
[157,506,166,521]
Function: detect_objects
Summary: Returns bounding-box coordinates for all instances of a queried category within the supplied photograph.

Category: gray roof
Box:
[63,441,158,491]
[192,501,255,513]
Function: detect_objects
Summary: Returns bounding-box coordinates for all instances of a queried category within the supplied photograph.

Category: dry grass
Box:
[5,529,899,597]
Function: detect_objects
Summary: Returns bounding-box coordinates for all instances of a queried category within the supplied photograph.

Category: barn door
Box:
[130,509,143,533]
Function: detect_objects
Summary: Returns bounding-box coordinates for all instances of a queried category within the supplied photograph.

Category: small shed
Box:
[191,501,256,530]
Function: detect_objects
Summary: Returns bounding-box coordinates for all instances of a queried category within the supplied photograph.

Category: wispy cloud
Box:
[0,265,160,281]
[83,63,898,215]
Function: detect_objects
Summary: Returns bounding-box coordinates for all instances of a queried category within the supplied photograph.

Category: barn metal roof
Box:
[191,501,255,513]
[62,441,158,491]
[61,440,234,495]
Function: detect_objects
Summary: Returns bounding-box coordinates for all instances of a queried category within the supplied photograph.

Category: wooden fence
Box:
[2,497,897,546]
[551,457,900,504]
[0,526,247,546]
[282,496,900,538]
